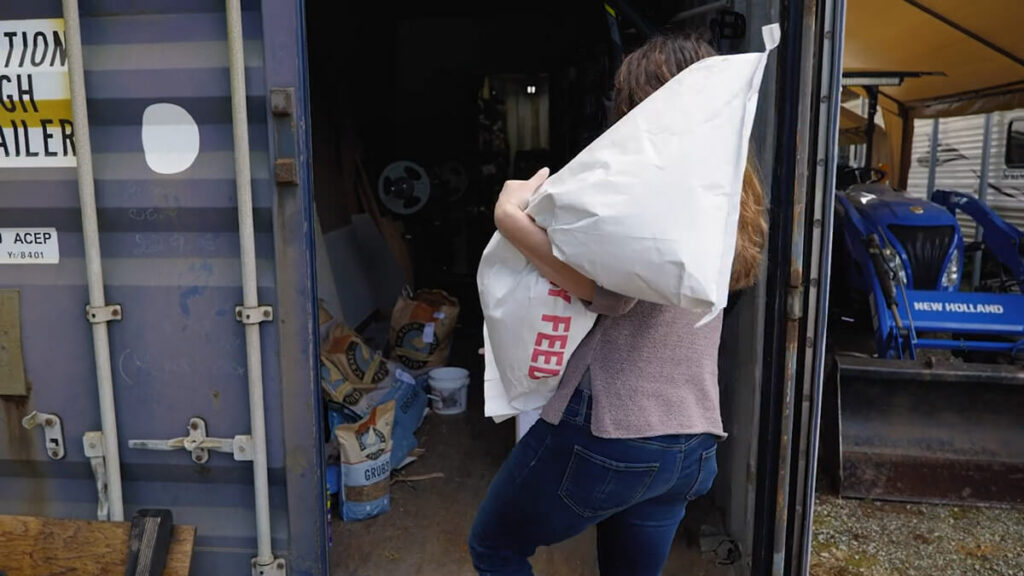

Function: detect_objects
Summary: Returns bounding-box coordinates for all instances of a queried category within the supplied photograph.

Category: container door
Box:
[0,1,326,574]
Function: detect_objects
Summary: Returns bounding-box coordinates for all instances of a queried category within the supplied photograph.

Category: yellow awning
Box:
[844,0,1024,117]
[842,0,1024,186]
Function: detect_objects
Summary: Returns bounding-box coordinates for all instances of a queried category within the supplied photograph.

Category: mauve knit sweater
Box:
[539,285,726,439]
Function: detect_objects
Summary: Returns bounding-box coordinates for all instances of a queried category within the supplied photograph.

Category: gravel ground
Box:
[811,495,1024,576]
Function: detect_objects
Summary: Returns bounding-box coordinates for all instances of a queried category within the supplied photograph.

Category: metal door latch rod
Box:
[128,417,254,464]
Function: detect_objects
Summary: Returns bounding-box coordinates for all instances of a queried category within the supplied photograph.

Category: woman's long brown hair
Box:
[612,33,767,291]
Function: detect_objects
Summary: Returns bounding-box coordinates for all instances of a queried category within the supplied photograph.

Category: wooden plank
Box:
[0,290,28,396]
[0,514,195,576]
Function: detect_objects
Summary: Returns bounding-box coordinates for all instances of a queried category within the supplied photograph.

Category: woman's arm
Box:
[494,168,596,302]
[493,169,637,317]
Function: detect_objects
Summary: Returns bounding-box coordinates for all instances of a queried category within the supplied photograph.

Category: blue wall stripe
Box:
[0,1,62,19]
[82,11,264,44]
[89,123,268,154]
[84,68,265,99]
[0,3,261,23]
[0,207,273,233]
[2,258,277,288]
[59,231,275,259]
[85,96,268,126]
[2,152,271,181]
[81,1,263,18]
[0,179,275,208]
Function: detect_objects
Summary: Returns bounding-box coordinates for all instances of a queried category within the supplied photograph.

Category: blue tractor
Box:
[833,175,1024,360]
[826,166,1024,506]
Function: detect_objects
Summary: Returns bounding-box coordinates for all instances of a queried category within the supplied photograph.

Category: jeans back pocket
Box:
[685,445,718,501]
[559,446,659,517]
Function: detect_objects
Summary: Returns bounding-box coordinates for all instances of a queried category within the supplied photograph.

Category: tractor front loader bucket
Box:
[828,355,1024,506]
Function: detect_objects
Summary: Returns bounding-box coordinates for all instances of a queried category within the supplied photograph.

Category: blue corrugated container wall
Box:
[0,1,328,574]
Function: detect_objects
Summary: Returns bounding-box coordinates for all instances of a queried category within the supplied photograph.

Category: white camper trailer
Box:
[908,110,1024,237]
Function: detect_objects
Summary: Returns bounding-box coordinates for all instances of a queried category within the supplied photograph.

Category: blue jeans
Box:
[468,388,720,576]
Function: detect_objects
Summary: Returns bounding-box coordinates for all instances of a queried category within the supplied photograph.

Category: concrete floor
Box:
[330,354,731,576]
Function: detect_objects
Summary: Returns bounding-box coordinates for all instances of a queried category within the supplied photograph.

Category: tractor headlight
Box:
[882,247,908,286]
[942,248,960,288]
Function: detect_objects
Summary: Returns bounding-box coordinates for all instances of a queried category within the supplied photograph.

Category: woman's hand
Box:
[494,167,549,226]
[492,168,597,303]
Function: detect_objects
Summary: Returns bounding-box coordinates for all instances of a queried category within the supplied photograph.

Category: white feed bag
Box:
[529,24,780,324]
[478,234,598,417]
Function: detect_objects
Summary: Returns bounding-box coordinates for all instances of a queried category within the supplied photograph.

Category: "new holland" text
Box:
[913,301,1005,314]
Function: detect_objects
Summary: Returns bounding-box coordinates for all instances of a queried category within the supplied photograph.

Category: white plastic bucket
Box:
[428,367,470,415]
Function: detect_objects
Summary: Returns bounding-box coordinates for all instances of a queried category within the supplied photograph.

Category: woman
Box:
[468,32,767,576]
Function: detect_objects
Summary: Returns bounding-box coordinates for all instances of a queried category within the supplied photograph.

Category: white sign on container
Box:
[0,228,60,264]
[0,19,76,168]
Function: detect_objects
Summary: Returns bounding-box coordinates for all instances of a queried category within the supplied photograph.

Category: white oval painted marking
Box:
[142,103,200,174]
